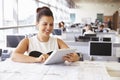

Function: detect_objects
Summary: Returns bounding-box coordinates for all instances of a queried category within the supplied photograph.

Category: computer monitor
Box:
[6,35,25,48]
[75,36,90,42]
[52,29,62,35]
[91,37,99,41]
[85,34,96,37]
[89,41,112,56]
[103,37,111,42]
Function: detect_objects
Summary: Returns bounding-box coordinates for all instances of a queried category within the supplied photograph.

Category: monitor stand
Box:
[90,56,94,61]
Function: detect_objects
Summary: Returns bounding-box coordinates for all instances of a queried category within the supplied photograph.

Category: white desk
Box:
[63,34,120,61]
[1,59,120,80]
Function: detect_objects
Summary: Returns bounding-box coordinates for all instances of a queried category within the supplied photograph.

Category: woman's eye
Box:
[50,24,53,27]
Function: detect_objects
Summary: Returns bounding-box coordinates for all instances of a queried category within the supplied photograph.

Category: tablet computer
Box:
[44,48,76,65]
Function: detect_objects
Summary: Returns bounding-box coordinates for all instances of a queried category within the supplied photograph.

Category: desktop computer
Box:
[102,37,111,42]
[75,36,90,42]
[6,35,25,48]
[91,37,99,41]
[89,41,112,61]
[0,49,12,61]
[89,41,112,56]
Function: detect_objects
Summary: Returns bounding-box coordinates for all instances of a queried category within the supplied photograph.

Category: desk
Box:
[63,34,120,61]
[1,59,120,80]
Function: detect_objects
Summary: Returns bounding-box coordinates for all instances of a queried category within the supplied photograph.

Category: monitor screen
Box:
[6,35,25,48]
[89,42,112,56]
[91,37,99,41]
[85,34,96,37]
[103,37,111,42]
[76,36,90,42]
[52,29,62,35]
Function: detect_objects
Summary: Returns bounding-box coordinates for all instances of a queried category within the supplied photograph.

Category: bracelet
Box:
[77,53,80,56]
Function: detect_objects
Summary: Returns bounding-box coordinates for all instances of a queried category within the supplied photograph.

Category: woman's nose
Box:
[47,25,51,29]
[46,26,52,31]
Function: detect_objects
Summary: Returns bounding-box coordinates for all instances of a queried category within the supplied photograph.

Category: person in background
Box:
[107,18,112,29]
[58,21,66,32]
[98,24,108,32]
[95,19,100,26]
[83,25,96,36]
[11,6,80,63]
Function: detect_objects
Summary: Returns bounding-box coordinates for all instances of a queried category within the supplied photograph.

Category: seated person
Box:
[58,21,66,32]
[11,6,80,63]
[83,25,96,36]
[98,24,108,32]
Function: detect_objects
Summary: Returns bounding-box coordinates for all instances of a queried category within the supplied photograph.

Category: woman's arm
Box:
[11,38,42,63]
[57,38,69,49]
[57,38,80,62]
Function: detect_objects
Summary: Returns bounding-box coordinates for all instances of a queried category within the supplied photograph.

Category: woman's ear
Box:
[36,22,39,26]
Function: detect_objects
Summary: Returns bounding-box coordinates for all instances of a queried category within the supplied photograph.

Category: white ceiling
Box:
[66,0,120,8]
[66,0,120,16]
[73,0,120,3]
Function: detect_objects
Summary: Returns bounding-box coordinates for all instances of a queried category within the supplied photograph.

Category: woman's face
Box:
[36,16,54,37]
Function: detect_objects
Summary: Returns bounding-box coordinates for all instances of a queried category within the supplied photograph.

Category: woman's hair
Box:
[58,21,64,28]
[87,25,93,31]
[99,24,104,28]
[36,6,54,22]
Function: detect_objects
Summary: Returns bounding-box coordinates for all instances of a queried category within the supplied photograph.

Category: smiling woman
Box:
[11,6,80,63]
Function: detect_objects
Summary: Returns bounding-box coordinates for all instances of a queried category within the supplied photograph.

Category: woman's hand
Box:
[63,53,80,62]
[36,54,49,63]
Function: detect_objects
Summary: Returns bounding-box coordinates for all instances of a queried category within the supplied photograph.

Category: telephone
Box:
[0,49,12,61]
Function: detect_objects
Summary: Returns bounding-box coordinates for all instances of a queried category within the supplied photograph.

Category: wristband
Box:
[29,51,42,57]
[77,53,80,56]
[47,51,53,55]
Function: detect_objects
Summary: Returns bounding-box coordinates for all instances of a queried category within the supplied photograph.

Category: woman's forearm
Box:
[11,53,40,63]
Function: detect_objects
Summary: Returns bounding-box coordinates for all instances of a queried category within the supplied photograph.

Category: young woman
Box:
[11,6,80,63]
[83,25,95,36]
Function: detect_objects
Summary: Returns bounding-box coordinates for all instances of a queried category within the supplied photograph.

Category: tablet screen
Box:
[44,48,76,65]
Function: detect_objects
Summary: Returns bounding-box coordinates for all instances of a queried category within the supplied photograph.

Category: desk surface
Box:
[64,34,120,47]
[1,59,120,80]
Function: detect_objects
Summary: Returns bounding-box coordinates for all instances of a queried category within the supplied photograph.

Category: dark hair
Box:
[100,24,104,28]
[87,25,93,31]
[36,6,54,22]
[61,21,64,25]
[58,21,64,28]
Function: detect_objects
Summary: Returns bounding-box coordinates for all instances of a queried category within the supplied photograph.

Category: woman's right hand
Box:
[36,54,49,63]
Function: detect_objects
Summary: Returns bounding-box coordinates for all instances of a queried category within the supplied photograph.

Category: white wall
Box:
[69,3,120,23]
[0,0,3,26]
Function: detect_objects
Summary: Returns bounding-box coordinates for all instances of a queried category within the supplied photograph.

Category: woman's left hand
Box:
[63,53,80,62]
[38,54,49,63]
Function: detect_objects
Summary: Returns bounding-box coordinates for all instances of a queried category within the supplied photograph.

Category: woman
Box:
[11,6,80,63]
[58,21,66,32]
[83,25,95,36]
